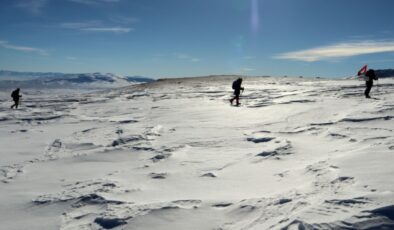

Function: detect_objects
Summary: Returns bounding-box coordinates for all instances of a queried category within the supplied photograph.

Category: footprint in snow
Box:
[212,202,233,208]
[201,172,217,178]
[149,173,167,179]
[151,153,171,162]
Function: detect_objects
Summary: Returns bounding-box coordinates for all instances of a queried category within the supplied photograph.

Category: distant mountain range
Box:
[0,70,155,89]
[375,69,394,78]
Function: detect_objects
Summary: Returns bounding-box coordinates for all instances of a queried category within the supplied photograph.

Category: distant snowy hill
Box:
[0,70,154,89]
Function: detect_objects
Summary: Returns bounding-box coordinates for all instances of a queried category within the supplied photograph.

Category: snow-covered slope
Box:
[1,76,394,230]
[0,70,154,89]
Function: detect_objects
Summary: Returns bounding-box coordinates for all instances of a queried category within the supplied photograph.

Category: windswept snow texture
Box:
[1,76,394,230]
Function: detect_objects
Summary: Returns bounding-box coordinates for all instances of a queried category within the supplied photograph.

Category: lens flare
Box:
[251,0,259,33]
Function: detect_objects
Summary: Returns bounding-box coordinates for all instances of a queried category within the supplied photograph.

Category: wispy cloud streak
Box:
[68,0,120,5]
[241,67,254,72]
[242,56,255,60]
[176,53,200,62]
[60,21,101,29]
[110,16,139,25]
[81,27,132,33]
[274,40,394,62]
[0,40,48,55]
[60,21,133,33]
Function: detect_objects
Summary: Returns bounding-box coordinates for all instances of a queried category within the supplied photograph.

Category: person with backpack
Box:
[230,78,244,106]
[364,69,378,98]
[10,88,22,109]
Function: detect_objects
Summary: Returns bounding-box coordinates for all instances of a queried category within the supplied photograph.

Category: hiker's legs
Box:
[230,94,238,104]
[235,95,240,105]
[11,100,16,109]
[230,95,240,105]
[230,89,241,105]
[365,81,373,98]
[11,100,19,109]
[230,96,235,104]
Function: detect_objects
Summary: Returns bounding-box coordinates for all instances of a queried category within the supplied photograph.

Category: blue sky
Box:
[1,0,394,78]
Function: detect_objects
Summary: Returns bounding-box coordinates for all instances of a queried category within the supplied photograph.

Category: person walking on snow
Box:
[364,69,378,98]
[10,88,22,109]
[230,78,244,106]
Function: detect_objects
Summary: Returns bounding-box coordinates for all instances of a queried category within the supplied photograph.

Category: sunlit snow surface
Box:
[1,76,394,230]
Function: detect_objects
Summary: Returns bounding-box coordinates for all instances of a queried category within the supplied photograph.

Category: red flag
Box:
[357,65,367,76]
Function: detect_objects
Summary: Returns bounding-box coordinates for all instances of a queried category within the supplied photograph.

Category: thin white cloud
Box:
[0,40,48,55]
[69,0,120,5]
[109,16,139,25]
[81,27,132,33]
[153,53,166,57]
[241,68,254,72]
[274,40,394,62]
[16,0,48,14]
[177,54,190,59]
[176,53,201,62]
[60,21,101,29]
[60,21,133,33]
[242,56,255,60]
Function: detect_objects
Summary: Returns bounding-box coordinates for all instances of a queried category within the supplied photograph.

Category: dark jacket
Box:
[11,89,21,101]
[365,69,377,82]
[232,79,244,95]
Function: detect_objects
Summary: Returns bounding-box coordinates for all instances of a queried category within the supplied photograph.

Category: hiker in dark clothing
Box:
[230,78,244,106]
[365,69,378,98]
[10,88,22,109]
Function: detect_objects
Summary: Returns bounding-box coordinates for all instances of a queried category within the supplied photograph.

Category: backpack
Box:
[232,80,237,90]
[11,90,19,99]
